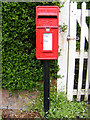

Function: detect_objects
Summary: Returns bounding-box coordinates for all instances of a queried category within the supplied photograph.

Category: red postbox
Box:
[36,6,59,60]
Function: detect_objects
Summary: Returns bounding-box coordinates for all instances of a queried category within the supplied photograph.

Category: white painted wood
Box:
[84,24,89,42]
[76,8,89,49]
[84,7,89,101]
[75,52,88,59]
[73,89,90,95]
[58,1,90,101]
[67,2,77,101]
[85,10,90,16]
[76,9,90,27]
[88,24,90,102]
[84,66,89,101]
[77,2,86,101]
[57,0,70,93]
[76,9,81,27]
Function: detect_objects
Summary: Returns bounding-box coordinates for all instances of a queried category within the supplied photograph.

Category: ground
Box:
[1,79,57,119]
[1,109,42,119]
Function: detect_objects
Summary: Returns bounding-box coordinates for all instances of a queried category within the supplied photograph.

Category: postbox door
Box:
[36,28,58,59]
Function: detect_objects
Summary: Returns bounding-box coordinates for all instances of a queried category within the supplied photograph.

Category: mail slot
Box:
[36,6,59,60]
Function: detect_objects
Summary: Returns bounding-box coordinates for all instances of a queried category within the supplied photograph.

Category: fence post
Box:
[57,0,70,93]
[67,2,77,101]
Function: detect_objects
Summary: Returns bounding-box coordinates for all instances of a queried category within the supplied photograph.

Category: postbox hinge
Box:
[67,35,79,41]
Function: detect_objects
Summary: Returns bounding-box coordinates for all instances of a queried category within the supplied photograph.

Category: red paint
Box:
[36,6,59,60]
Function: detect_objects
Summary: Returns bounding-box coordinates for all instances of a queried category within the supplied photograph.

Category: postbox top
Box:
[36,6,59,16]
[36,6,59,8]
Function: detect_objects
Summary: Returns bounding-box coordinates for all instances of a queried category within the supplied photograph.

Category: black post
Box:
[43,60,50,118]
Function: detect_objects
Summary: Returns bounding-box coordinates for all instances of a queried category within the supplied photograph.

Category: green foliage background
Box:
[2,2,62,91]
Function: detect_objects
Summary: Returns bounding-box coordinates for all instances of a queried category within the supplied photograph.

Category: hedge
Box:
[2,2,63,91]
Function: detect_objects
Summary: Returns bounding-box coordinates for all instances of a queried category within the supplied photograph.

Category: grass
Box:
[26,84,88,119]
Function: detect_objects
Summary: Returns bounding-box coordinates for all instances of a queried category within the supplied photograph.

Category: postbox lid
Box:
[36,6,59,17]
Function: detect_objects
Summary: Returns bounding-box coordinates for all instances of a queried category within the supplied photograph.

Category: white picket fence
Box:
[57,1,90,101]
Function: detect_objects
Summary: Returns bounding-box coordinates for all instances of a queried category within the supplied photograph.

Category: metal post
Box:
[43,60,50,118]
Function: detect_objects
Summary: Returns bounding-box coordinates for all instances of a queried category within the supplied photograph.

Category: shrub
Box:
[2,2,62,91]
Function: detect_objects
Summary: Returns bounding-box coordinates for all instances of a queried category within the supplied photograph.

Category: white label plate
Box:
[43,33,52,50]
